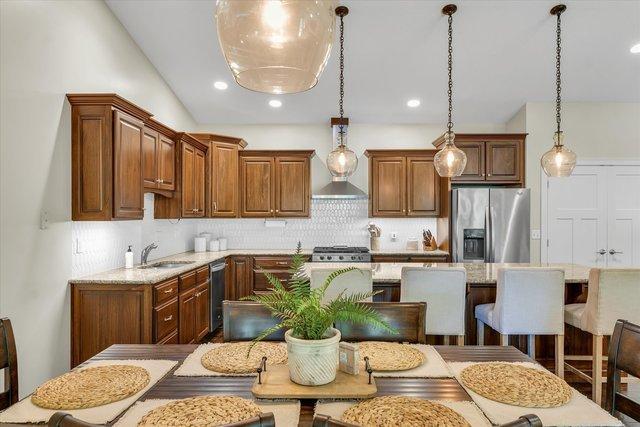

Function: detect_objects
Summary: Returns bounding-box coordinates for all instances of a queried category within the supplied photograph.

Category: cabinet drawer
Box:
[179,269,197,292]
[157,329,178,344]
[154,278,179,306]
[253,256,294,269]
[371,255,410,263]
[409,256,449,263]
[154,298,178,342]
[196,266,209,285]
[253,270,290,292]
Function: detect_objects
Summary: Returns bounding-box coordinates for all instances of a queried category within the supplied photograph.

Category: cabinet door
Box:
[181,143,196,217]
[233,256,253,299]
[195,282,210,342]
[275,156,310,217]
[452,141,485,182]
[485,140,522,183]
[113,110,144,219]
[407,155,440,216]
[240,156,274,217]
[178,287,196,344]
[157,134,176,191]
[225,258,235,301]
[142,127,159,189]
[194,148,206,217]
[211,142,239,218]
[371,156,406,217]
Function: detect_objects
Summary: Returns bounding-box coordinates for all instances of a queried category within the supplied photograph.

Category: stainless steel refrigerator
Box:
[451,188,530,263]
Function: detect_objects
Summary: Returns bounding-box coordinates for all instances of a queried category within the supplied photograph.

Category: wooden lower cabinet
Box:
[179,287,197,344]
[227,256,253,299]
[195,282,210,342]
[371,255,450,263]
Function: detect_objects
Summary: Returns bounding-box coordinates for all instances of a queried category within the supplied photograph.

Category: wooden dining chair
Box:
[0,317,18,410]
[223,300,285,342]
[334,302,427,344]
[312,414,356,426]
[48,413,98,427]
[604,319,640,421]
[499,414,543,427]
[224,412,275,427]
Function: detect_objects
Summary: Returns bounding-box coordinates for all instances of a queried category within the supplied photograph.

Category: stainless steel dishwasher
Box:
[209,261,226,332]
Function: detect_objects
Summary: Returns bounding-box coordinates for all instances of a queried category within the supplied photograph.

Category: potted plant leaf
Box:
[243,243,397,386]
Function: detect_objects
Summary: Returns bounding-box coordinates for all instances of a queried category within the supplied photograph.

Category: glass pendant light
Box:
[327,6,358,179]
[541,4,577,177]
[215,0,338,94]
[434,4,467,178]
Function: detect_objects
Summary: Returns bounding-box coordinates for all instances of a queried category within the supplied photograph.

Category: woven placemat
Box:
[138,396,261,426]
[201,342,287,374]
[342,396,470,427]
[31,365,150,410]
[358,341,426,371]
[460,362,572,408]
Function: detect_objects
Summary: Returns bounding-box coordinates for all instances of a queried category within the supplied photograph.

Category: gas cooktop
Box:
[311,246,371,262]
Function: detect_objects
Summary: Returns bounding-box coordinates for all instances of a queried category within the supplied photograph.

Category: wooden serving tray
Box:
[252,365,377,399]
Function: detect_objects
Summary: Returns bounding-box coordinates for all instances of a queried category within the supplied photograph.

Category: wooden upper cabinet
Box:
[157,134,176,191]
[432,133,526,186]
[240,156,274,217]
[144,119,177,193]
[112,110,145,219]
[190,133,247,218]
[142,128,159,189]
[366,150,442,218]
[275,156,310,217]
[194,148,206,215]
[239,151,313,218]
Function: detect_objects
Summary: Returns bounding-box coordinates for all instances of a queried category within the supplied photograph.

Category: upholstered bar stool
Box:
[310,267,373,304]
[564,268,640,405]
[400,267,467,345]
[475,267,565,378]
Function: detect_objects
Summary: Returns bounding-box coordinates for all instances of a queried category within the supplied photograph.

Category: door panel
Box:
[194,148,206,217]
[406,156,439,216]
[371,157,405,217]
[195,282,210,341]
[486,140,521,182]
[275,157,309,217]
[113,110,144,219]
[142,128,159,189]
[179,288,196,344]
[211,142,238,217]
[158,134,175,191]
[181,143,195,217]
[607,166,640,267]
[452,141,484,181]
[240,157,274,217]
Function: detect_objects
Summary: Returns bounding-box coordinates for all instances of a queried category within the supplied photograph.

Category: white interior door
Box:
[606,166,640,267]
[547,165,608,267]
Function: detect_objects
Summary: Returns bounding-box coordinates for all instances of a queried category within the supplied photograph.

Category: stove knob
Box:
[351,255,356,260]
[339,255,344,260]
[327,256,332,260]
[319,256,325,260]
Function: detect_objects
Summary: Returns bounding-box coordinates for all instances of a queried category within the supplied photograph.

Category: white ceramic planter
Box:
[284,328,341,386]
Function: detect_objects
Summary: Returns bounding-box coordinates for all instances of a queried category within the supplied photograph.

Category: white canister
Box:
[209,239,220,252]
[218,238,228,251]
[194,237,207,253]
[199,233,212,245]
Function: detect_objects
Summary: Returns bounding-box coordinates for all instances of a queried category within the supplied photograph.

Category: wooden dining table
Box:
[0,344,534,427]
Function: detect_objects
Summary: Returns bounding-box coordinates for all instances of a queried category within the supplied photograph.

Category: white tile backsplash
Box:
[72,197,437,277]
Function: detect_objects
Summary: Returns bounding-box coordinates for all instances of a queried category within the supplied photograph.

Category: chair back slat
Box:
[310,268,373,305]
[605,319,640,420]
[499,414,543,427]
[223,301,284,342]
[334,302,426,344]
[0,318,18,410]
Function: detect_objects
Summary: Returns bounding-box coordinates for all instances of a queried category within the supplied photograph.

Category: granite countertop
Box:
[69,248,451,285]
[304,262,591,284]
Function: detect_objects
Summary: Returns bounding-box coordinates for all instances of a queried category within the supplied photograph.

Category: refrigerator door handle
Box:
[485,206,492,263]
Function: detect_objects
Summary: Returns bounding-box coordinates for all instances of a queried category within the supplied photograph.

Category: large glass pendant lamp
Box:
[541,4,577,177]
[327,6,357,179]
[434,4,467,178]
[215,0,338,94]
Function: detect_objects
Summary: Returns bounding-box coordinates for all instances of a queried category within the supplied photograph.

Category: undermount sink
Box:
[138,261,195,269]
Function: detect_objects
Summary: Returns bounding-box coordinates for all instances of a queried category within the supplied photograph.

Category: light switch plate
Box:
[390,232,398,241]
[531,229,541,240]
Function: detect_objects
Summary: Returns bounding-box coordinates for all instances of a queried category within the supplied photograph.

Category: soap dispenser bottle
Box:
[125,245,134,269]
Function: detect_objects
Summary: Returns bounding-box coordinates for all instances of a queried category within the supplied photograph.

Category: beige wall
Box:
[508,102,640,262]
[0,0,196,395]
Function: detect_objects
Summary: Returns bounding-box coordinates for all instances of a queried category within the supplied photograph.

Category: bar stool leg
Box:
[527,335,536,359]
[500,334,509,346]
[457,335,465,346]
[593,334,603,406]
[555,334,564,379]
[477,320,485,346]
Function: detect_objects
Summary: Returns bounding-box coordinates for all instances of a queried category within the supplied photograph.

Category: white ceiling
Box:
[106,0,640,125]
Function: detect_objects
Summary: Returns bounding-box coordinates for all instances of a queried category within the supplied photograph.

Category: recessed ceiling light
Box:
[407,99,421,108]
[631,43,640,54]
[213,81,228,90]
[268,99,282,108]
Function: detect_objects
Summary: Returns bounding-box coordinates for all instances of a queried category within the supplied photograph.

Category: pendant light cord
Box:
[447,12,454,134]
[555,10,562,138]
[338,13,345,133]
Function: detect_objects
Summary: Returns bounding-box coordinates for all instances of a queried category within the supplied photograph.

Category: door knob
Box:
[609,249,623,255]
[597,249,606,255]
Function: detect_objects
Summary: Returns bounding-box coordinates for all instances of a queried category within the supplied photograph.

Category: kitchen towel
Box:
[0,359,177,425]
[114,398,300,427]
[448,361,624,426]
[314,399,490,426]
[366,344,453,378]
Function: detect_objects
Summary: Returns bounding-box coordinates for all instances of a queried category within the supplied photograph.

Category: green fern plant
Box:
[242,242,398,342]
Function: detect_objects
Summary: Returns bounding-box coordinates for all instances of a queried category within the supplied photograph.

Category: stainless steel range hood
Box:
[312,177,367,200]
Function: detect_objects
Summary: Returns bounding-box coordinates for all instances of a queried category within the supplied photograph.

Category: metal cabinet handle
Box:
[270,209,274,213]
[275,209,279,213]
[276,261,288,265]
[597,249,606,255]
[164,315,173,322]
[159,179,164,183]
[155,178,160,183]
[487,173,492,177]
[164,288,174,294]
[481,173,485,177]
[213,201,217,211]
[609,249,623,255]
